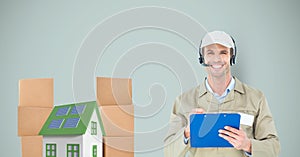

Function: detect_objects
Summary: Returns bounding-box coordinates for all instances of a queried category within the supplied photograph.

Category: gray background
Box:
[1,0,299,156]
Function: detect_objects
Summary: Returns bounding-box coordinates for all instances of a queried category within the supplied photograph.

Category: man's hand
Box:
[184,108,205,138]
[218,126,252,153]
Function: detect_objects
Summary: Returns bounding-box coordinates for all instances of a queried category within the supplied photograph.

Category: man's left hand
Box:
[218,126,252,153]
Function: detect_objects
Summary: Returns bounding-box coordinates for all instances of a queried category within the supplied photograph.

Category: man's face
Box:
[203,44,231,78]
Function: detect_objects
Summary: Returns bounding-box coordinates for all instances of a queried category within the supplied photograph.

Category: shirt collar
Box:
[233,77,245,94]
[198,77,245,98]
[205,77,235,97]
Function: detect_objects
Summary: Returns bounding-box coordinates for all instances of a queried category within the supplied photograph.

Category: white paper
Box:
[238,112,254,126]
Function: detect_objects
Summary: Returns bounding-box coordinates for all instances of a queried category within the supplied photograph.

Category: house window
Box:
[46,144,56,157]
[67,144,80,157]
[92,145,97,157]
[91,121,97,135]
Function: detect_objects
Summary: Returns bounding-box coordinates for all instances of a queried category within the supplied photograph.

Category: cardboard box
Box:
[19,78,53,107]
[99,105,134,136]
[18,106,52,136]
[97,77,132,106]
[103,136,134,157]
[21,136,43,157]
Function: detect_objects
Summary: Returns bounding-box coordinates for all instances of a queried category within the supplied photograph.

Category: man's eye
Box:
[220,51,228,54]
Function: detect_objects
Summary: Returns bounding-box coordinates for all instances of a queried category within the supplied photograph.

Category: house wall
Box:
[83,110,103,157]
[43,135,83,157]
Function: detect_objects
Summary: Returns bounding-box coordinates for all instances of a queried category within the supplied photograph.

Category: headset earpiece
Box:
[199,47,204,64]
[198,40,204,64]
[230,55,235,65]
[199,56,203,64]
[230,36,237,65]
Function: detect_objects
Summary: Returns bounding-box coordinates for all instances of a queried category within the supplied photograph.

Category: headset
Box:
[198,36,237,66]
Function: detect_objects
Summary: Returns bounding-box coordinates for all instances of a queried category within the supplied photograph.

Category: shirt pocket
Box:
[238,110,256,139]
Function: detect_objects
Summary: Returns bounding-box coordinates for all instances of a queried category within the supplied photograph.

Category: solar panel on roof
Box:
[48,119,64,129]
[70,104,86,115]
[56,106,70,116]
[63,118,80,128]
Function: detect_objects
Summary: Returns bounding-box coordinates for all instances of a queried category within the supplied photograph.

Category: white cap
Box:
[200,31,235,50]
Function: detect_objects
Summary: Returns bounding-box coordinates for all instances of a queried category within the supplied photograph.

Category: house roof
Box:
[39,101,106,136]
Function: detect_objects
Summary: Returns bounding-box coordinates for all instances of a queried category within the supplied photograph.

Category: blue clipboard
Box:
[190,113,240,148]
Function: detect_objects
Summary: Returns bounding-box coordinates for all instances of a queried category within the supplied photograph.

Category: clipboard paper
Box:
[190,113,240,148]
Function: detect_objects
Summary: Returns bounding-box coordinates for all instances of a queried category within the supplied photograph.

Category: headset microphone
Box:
[199,57,211,67]
[202,63,211,67]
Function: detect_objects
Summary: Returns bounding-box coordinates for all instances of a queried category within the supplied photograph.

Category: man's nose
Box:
[212,54,221,62]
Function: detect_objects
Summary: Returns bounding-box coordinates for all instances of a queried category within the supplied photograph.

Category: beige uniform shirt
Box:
[164,78,280,157]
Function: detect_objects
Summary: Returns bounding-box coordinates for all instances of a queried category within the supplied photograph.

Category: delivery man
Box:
[164,31,280,157]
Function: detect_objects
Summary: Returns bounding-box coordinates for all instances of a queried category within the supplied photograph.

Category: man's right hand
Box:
[184,108,205,138]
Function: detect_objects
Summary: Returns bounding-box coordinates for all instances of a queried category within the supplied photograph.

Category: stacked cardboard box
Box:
[18,78,53,157]
[97,77,134,157]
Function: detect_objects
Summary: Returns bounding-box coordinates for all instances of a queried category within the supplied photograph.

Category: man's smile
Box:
[210,64,224,69]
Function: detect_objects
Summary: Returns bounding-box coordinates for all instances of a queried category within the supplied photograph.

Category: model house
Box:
[18,77,134,157]
[39,101,105,157]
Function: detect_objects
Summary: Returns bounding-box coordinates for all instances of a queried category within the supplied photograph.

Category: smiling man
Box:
[164,31,280,157]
